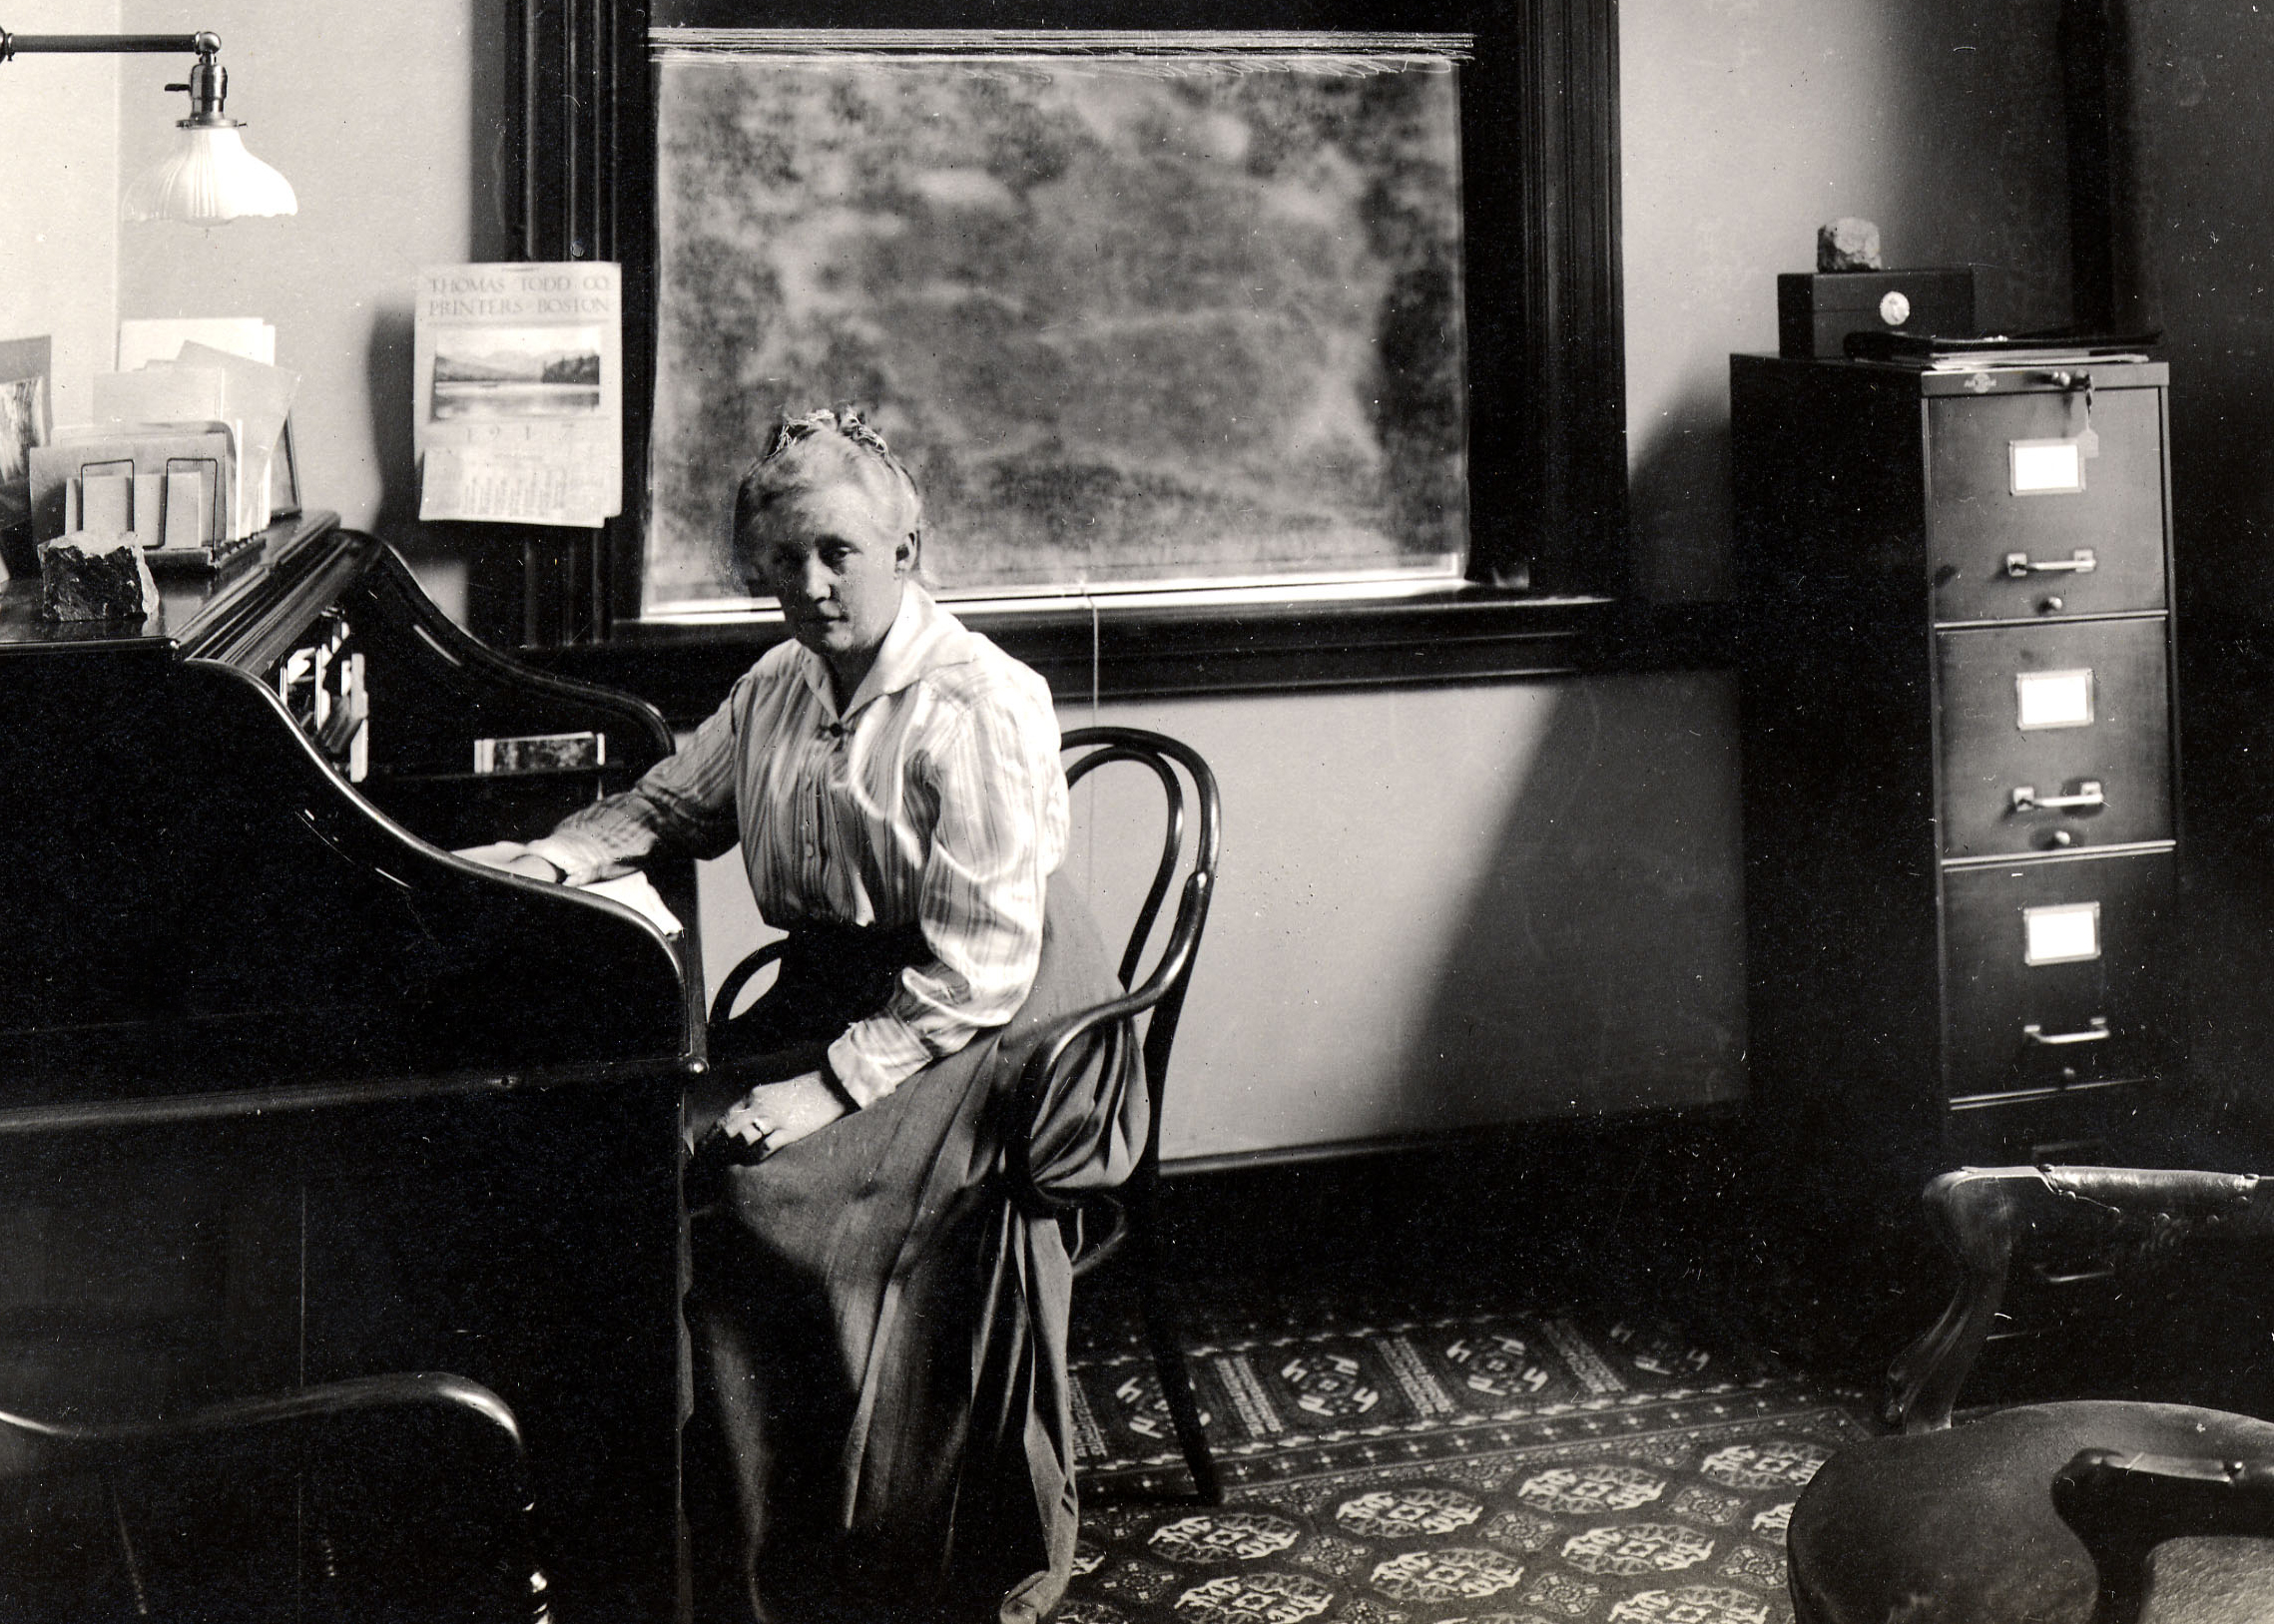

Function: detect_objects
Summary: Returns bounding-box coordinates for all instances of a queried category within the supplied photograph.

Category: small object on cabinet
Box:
[28,423,238,548]
[38,533,159,622]
[1817,216,1884,271]
[1778,267,1977,359]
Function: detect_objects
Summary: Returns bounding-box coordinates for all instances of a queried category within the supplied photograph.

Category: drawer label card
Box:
[2023,900,2101,965]
[2010,437,2085,495]
[2015,668,2094,731]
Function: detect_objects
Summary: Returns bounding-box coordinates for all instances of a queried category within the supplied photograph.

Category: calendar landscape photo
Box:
[649,42,1469,607]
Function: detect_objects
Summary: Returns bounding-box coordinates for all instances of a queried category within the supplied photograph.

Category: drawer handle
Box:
[2003,548,2097,578]
[2023,1017,2111,1047]
[2010,781,2105,814]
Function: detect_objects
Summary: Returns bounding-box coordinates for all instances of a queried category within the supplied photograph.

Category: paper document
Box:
[421,440,608,528]
[93,365,228,426]
[119,317,276,370]
[580,871,684,937]
[92,335,298,539]
[414,263,623,526]
[176,341,298,537]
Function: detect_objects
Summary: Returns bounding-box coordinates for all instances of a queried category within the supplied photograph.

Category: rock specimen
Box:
[39,534,158,623]
[1817,218,1884,272]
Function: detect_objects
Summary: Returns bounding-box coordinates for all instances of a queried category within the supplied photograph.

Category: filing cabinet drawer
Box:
[1942,851,2179,1104]
[1936,618,2172,858]
[1929,387,2166,622]
[1942,1076,2164,1168]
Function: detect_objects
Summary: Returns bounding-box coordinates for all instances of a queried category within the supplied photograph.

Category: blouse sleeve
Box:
[826,678,1066,1106]
[527,677,746,885]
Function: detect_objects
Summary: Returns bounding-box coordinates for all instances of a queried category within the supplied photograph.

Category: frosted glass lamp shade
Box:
[122,123,297,225]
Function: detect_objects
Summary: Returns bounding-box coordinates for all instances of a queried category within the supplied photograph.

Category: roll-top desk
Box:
[0,513,699,1618]
[1732,352,2185,1215]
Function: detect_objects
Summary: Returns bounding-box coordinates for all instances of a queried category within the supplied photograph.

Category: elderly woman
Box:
[475,409,1141,1623]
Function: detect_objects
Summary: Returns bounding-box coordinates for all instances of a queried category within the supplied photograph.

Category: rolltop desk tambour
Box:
[1732,351,2184,1205]
[0,513,701,1619]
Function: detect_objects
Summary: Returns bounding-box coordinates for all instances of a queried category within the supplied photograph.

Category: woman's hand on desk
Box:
[717,1074,851,1159]
[453,840,565,882]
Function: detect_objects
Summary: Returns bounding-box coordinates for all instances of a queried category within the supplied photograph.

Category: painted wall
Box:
[113,0,513,621]
[2115,2,2274,1139]
[1621,0,2074,603]
[0,0,120,437]
[2119,1,2274,610]
[697,672,1748,1163]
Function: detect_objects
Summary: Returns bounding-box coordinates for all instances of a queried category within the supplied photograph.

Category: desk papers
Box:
[580,872,684,938]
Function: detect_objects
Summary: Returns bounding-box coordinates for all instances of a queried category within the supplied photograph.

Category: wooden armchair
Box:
[1788,1165,2274,1624]
[0,1371,547,1623]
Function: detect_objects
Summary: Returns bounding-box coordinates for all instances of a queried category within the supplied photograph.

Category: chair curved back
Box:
[1003,727,1221,1248]
[1792,1166,2274,1624]
[1064,726,1221,1107]
[0,1370,546,1623]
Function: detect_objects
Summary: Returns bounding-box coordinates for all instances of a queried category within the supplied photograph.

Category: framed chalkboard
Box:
[506,0,1626,706]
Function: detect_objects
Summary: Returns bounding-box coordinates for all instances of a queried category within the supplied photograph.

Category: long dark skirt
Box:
[684,886,1143,1624]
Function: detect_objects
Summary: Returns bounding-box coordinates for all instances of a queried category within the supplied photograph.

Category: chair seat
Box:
[1789,1401,2274,1624]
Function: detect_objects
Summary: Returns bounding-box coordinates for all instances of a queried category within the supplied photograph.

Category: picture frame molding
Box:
[504,0,1629,712]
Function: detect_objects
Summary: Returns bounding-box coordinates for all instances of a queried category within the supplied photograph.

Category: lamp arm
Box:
[1,30,236,124]
[0,31,221,60]
[2,22,292,223]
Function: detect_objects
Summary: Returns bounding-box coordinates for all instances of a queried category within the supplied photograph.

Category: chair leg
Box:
[1134,1231,1219,1504]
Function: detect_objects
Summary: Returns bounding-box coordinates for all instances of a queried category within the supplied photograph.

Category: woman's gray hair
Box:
[731,405,924,546]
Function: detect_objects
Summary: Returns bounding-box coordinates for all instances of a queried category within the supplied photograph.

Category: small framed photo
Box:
[0,335,53,574]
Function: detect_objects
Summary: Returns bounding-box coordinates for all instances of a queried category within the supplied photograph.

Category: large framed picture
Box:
[508,0,1625,704]
[648,33,1470,613]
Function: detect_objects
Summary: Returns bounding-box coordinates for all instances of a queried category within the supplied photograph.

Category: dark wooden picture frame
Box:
[507,0,1626,717]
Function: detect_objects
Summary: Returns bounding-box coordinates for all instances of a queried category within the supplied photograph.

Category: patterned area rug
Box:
[1064,1303,1877,1624]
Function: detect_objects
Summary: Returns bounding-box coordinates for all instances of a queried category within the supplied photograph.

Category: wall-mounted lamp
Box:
[0,28,296,224]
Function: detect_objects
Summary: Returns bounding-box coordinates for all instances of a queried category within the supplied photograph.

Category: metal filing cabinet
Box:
[1731,351,2183,1203]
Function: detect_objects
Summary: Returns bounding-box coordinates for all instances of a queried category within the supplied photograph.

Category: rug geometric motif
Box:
[1067,1309,1877,1624]
[1071,1308,1793,1495]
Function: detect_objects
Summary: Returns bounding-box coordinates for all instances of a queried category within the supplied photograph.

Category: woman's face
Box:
[736,474,915,686]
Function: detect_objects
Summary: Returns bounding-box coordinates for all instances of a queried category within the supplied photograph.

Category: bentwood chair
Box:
[1789,1165,2274,1624]
[0,1371,548,1622]
[707,726,1224,1502]
[1003,727,1222,1503]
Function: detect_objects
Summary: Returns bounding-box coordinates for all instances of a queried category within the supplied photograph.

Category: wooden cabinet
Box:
[1732,353,2186,1200]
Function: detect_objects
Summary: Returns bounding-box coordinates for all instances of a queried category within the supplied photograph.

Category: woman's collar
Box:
[798,583,976,720]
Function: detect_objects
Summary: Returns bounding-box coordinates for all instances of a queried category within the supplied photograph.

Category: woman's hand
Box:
[453,840,564,881]
[716,1073,851,1159]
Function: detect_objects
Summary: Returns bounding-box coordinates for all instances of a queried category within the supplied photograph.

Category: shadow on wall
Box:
[2172,633,2274,1164]
[1627,374,1736,603]
[1407,671,1747,1130]
[368,307,479,626]
[366,307,419,540]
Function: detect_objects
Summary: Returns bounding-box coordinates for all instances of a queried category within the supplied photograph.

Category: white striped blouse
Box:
[530,584,1068,1106]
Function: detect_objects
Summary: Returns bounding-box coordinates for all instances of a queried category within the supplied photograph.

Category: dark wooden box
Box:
[1777,268,1977,357]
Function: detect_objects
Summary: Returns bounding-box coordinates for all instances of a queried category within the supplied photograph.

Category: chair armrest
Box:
[1003,992,1153,1216]
[1888,1167,2264,1433]
[0,1372,543,1624]
[1001,869,1210,1214]
[2053,1446,2274,1624]
[711,939,790,1030]
[0,1370,522,1461]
